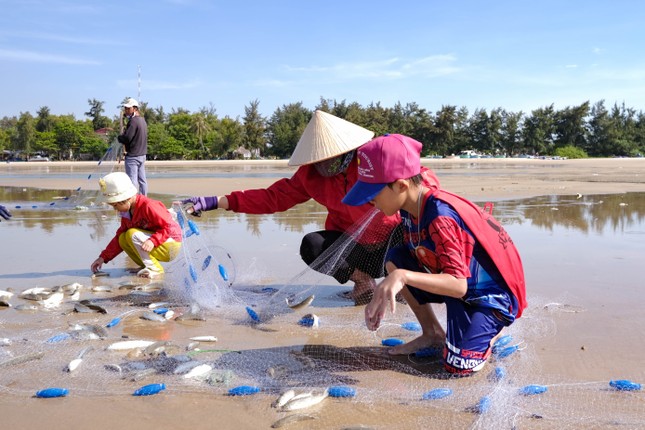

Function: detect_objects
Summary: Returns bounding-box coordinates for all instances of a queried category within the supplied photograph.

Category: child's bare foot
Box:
[387,334,444,356]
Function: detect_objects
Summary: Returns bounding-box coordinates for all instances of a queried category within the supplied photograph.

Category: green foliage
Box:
[2,98,645,160]
[266,103,311,159]
[555,145,588,159]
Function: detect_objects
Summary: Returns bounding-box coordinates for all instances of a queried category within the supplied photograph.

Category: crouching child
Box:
[342,134,527,375]
[91,172,182,278]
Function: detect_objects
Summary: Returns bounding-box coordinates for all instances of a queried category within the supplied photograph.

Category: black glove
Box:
[0,205,11,221]
[181,196,218,217]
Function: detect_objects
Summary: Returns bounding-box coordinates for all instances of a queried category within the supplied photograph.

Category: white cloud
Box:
[283,54,460,81]
[0,48,100,65]
[0,30,122,46]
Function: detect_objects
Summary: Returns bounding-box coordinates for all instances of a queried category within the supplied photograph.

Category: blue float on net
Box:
[189,265,198,282]
[202,255,212,271]
[153,308,169,315]
[401,321,422,331]
[36,387,69,398]
[477,396,491,414]
[246,306,260,322]
[187,219,200,236]
[228,385,260,396]
[328,386,356,398]
[492,335,513,354]
[133,383,166,396]
[495,344,520,359]
[176,212,185,229]
[609,379,642,391]
[490,366,506,381]
[422,388,453,400]
[381,338,404,347]
[218,264,229,281]
[46,332,71,344]
[519,384,548,396]
[106,317,121,328]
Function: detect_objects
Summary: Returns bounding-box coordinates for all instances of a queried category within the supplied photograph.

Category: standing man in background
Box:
[118,98,148,195]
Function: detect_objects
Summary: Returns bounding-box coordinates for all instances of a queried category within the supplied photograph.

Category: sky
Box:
[1,0,644,121]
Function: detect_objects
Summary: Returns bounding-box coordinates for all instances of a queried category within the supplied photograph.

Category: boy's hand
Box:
[365,270,406,331]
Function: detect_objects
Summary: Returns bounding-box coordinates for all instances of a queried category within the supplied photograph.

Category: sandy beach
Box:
[1,158,644,430]
[1,157,645,200]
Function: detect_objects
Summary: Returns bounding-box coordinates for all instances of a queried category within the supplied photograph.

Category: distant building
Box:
[95,128,113,141]
[232,146,261,160]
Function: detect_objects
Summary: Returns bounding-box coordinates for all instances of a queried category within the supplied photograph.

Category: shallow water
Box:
[1,187,644,429]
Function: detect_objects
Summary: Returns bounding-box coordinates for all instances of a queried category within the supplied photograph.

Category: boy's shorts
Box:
[388,247,516,375]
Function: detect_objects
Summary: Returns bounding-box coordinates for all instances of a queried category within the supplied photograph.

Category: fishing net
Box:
[1,163,644,429]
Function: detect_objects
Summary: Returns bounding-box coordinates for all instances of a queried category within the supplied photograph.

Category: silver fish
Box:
[107,340,155,351]
[143,341,171,356]
[130,367,158,382]
[91,271,110,279]
[282,389,328,411]
[189,336,218,342]
[61,282,83,295]
[78,300,107,314]
[0,290,14,299]
[74,303,93,313]
[148,301,170,309]
[91,286,113,293]
[0,351,45,368]
[183,363,213,379]
[104,363,122,373]
[286,295,315,310]
[267,365,290,379]
[140,311,167,322]
[14,304,38,311]
[173,360,202,375]
[271,389,295,408]
[70,323,108,339]
[66,346,93,372]
[39,287,64,308]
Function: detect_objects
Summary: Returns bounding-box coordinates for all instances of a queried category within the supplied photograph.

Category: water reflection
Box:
[2,187,643,237]
[493,192,645,235]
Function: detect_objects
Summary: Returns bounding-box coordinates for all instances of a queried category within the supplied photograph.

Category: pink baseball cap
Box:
[342,133,422,206]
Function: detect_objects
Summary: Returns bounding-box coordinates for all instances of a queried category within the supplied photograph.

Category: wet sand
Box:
[1,157,645,200]
[1,158,644,429]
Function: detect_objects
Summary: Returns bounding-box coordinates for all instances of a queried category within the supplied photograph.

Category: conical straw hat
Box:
[288,110,375,166]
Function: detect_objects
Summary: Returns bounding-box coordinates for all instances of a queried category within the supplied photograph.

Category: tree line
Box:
[1,97,644,161]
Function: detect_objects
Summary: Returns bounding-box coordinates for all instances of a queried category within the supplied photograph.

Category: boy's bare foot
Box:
[387,334,444,356]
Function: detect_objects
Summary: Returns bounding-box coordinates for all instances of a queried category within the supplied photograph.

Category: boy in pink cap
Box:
[343,134,527,375]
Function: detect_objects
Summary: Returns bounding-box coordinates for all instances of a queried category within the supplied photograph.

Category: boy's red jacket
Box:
[225,155,400,245]
[100,194,182,263]
[422,168,528,317]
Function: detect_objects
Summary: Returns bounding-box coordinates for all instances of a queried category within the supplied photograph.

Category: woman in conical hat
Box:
[181,110,401,305]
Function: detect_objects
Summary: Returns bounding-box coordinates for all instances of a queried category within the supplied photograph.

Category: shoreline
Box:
[1,157,644,201]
